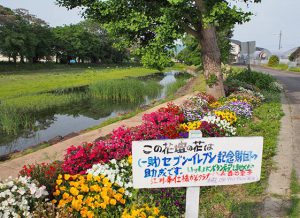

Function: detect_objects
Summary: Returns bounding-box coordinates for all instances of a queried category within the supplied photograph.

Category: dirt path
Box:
[0,92,196,180]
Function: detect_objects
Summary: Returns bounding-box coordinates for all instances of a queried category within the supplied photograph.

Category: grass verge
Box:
[288,170,300,217]
[198,91,283,217]
[263,64,300,73]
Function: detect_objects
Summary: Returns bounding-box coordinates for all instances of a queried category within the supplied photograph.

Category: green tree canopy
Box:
[57,0,261,97]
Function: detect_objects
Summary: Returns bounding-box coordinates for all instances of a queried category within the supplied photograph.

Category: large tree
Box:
[0,6,53,63]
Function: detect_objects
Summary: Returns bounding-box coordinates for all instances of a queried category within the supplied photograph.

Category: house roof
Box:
[230,39,241,46]
[289,47,300,60]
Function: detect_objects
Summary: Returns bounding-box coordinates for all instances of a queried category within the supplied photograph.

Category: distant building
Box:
[288,47,300,65]
[230,39,242,63]
[0,55,9,62]
[230,39,273,65]
[254,47,272,60]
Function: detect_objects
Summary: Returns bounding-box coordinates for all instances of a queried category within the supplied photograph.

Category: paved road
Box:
[253,66,300,181]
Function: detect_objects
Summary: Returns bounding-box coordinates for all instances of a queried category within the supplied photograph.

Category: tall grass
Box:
[166,77,188,97]
[0,93,86,135]
[89,79,161,103]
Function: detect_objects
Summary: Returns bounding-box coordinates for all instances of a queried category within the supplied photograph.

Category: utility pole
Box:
[279,30,282,50]
[247,41,251,71]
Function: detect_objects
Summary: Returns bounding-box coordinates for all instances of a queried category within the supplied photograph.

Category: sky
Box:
[233,0,300,52]
[1,0,300,52]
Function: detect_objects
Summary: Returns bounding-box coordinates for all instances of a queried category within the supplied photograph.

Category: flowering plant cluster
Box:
[214,110,237,125]
[180,121,202,132]
[228,87,264,107]
[121,204,167,218]
[19,161,63,196]
[87,156,133,198]
[63,126,134,175]
[0,176,48,218]
[201,114,236,136]
[217,101,253,118]
[209,101,222,109]
[52,173,127,217]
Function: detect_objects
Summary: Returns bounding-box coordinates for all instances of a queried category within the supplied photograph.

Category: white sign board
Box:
[132,137,263,189]
[241,41,256,55]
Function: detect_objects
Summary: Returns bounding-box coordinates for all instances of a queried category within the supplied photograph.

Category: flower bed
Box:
[0,75,281,217]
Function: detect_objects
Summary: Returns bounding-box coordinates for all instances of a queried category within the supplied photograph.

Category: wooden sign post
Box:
[132,135,263,217]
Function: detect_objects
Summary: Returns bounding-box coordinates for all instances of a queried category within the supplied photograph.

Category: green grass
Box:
[90,79,161,103]
[0,66,160,100]
[263,63,300,73]
[192,73,206,92]
[289,68,300,73]
[289,170,300,217]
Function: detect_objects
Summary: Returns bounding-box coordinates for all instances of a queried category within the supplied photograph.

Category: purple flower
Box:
[217,101,252,118]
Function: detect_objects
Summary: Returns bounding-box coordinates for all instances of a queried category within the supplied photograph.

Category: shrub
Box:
[268,55,279,67]
[225,69,277,91]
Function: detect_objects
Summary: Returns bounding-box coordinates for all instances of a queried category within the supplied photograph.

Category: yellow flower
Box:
[59,186,66,191]
[63,192,70,199]
[58,174,62,179]
[64,174,71,181]
[80,207,88,217]
[70,187,79,196]
[118,187,125,194]
[70,181,79,187]
[103,196,110,204]
[85,196,94,205]
[128,156,132,165]
[120,198,126,204]
[87,174,93,181]
[71,175,78,180]
[100,202,106,209]
[77,195,84,200]
[51,199,57,204]
[94,175,101,182]
[153,207,160,215]
[81,184,89,192]
[114,193,123,201]
[87,211,94,218]
[58,199,66,208]
[71,199,82,211]
[56,179,63,185]
[110,199,117,205]
[53,189,60,196]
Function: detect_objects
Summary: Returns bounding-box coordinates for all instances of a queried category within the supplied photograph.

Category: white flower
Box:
[17,187,26,196]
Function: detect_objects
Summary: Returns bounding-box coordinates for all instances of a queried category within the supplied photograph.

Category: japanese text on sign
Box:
[132,137,263,188]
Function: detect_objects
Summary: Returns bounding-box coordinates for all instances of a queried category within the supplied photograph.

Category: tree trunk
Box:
[199,25,225,98]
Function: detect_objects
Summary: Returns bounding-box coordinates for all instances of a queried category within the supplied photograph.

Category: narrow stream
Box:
[0,71,187,156]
